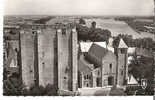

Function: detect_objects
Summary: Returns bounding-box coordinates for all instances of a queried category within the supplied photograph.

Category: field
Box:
[85,18,155,40]
[4,15,155,41]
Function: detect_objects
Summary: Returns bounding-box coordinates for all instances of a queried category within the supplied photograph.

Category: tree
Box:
[128,56,154,83]
[91,21,96,29]
[79,18,86,25]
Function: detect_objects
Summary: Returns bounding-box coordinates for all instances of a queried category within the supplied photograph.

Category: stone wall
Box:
[57,28,78,91]
[117,49,128,86]
[57,28,72,91]
[20,29,35,87]
[71,29,78,91]
[38,28,57,87]
[102,51,117,86]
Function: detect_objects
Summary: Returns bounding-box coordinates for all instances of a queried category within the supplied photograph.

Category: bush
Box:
[109,87,126,96]
[22,84,58,96]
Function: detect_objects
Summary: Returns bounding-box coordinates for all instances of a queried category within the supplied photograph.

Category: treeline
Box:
[115,17,155,34]
[76,18,111,42]
[113,34,155,50]
[33,16,55,24]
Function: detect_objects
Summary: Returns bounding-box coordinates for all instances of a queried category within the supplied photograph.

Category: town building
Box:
[87,43,117,87]
[78,38,129,88]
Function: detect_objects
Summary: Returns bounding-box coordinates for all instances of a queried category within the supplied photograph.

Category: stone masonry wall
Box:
[38,28,57,87]
[20,30,35,87]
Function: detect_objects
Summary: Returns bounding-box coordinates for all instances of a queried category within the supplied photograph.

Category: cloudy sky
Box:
[4,0,154,16]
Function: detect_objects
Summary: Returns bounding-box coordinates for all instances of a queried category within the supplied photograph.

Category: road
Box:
[78,87,111,96]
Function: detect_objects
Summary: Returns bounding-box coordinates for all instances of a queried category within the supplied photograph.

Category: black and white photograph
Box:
[2,0,155,97]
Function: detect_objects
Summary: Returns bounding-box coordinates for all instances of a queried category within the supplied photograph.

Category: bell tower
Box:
[115,38,128,86]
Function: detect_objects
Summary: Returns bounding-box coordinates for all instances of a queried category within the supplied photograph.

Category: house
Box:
[79,41,114,53]
[78,38,128,88]
[78,54,94,88]
[86,43,117,87]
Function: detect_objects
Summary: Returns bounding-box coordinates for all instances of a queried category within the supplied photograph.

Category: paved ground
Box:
[78,87,111,96]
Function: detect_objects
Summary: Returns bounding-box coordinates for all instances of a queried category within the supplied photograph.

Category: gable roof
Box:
[94,42,107,48]
[80,42,93,52]
[118,38,128,48]
[78,55,93,74]
[128,74,138,85]
[88,43,108,60]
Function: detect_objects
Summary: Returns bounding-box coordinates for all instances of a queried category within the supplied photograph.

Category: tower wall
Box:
[20,30,35,87]
[71,29,78,91]
[57,29,72,91]
[38,28,57,87]
[117,49,128,86]
[57,28,78,91]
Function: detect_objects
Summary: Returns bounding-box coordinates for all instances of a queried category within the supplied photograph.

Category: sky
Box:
[4,0,155,16]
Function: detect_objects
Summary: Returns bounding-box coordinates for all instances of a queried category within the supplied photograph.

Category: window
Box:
[108,76,114,85]
[32,31,37,35]
[86,83,89,87]
[42,62,45,68]
[84,75,87,80]
[62,28,66,35]
[98,71,100,76]
[109,63,112,73]
[64,77,67,79]
[121,70,123,75]
[120,49,125,54]
[86,75,89,79]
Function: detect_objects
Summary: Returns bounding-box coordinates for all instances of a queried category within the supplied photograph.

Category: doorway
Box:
[108,76,114,85]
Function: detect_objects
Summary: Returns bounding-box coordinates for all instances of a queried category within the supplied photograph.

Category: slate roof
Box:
[78,55,93,74]
[88,43,108,60]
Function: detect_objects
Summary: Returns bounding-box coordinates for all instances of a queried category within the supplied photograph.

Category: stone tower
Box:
[20,24,78,92]
[57,27,78,92]
[115,38,128,86]
[20,29,36,88]
[37,27,57,87]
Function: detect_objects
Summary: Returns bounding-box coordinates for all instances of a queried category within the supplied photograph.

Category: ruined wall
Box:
[38,28,57,87]
[71,29,78,91]
[57,28,72,91]
[20,24,78,91]
[20,30,35,87]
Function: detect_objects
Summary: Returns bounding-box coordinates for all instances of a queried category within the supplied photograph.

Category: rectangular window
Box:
[120,49,125,54]
[62,28,66,35]
[109,63,112,73]
[121,70,123,76]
